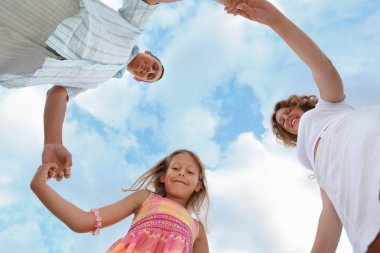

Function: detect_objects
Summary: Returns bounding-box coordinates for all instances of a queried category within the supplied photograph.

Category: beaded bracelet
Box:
[91,208,103,235]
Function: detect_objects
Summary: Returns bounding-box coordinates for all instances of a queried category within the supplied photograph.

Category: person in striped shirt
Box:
[0,0,178,180]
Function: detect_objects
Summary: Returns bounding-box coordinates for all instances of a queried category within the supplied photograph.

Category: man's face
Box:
[126,51,163,82]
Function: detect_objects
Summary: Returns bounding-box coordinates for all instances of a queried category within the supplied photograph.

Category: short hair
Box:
[271,95,318,147]
[151,54,164,81]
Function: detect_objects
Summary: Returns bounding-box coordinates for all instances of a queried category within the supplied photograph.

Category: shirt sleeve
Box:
[118,0,157,31]
[316,96,347,108]
[64,86,87,100]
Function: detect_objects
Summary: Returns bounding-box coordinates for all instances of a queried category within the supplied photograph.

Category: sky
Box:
[1,0,379,252]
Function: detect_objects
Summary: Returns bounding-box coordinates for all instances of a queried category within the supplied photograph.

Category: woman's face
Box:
[275,107,304,135]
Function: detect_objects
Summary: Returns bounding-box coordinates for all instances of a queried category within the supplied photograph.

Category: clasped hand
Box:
[42,144,72,181]
[222,0,280,27]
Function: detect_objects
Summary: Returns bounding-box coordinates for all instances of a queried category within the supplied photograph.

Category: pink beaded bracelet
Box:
[91,208,103,235]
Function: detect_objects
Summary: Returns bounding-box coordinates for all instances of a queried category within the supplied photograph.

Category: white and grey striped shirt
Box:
[2,0,156,99]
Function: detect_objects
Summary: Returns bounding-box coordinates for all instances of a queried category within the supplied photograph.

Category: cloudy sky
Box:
[1,0,379,252]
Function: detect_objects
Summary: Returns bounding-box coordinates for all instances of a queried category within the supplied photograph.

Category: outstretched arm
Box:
[43,85,72,181]
[228,0,345,102]
[311,188,342,253]
[31,163,150,233]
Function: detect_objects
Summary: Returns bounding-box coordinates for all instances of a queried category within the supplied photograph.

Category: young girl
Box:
[31,149,210,253]
[224,0,380,252]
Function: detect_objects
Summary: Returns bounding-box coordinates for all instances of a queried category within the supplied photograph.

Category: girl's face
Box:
[161,153,201,207]
[275,107,304,135]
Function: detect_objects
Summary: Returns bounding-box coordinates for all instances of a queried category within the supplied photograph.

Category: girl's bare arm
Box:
[31,163,150,233]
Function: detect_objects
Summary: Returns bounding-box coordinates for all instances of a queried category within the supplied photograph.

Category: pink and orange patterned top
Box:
[106,192,199,253]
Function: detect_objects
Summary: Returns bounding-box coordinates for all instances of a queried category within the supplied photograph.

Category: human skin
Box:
[41,0,180,179]
[30,153,209,252]
[224,0,346,251]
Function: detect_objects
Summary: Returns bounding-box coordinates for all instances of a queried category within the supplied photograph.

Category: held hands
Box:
[31,163,62,187]
[42,144,72,181]
[223,0,282,27]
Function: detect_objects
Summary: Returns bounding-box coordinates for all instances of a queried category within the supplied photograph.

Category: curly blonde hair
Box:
[271,95,318,147]
[124,149,210,227]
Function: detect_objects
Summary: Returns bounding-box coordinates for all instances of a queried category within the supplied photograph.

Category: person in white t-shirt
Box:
[223,0,380,252]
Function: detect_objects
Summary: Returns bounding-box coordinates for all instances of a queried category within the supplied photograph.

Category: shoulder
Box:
[131,189,151,202]
[122,189,151,211]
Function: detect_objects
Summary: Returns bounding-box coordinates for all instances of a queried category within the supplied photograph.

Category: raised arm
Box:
[30,163,150,233]
[311,188,342,253]
[228,0,345,102]
[42,85,72,181]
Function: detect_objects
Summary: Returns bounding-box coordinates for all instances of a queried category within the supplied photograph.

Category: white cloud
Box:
[1,0,378,252]
[208,132,352,253]
[74,77,145,129]
[0,221,48,252]
[160,106,221,166]
[148,0,196,29]
[0,88,45,151]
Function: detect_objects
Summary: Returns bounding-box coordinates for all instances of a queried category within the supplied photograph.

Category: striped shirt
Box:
[2,0,156,99]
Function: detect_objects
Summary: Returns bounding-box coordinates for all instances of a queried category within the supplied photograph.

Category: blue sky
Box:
[1,0,379,252]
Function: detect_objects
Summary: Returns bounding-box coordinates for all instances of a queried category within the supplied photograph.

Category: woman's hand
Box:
[223,0,245,14]
[226,0,283,28]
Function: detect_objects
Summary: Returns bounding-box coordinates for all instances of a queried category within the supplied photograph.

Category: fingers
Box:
[64,153,72,179]
[41,162,59,171]
[225,1,249,16]
[55,170,65,182]
[42,163,59,180]
[64,167,71,179]
[41,144,73,180]
[225,2,254,19]
[224,0,243,13]
[40,163,67,182]
[235,3,251,17]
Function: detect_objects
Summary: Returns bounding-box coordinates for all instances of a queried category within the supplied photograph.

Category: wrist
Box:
[44,143,63,147]
[44,138,63,145]
[30,177,46,193]
[44,134,63,144]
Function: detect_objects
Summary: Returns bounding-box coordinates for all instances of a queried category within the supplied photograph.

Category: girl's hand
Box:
[31,163,62,188]
[227,0,282,28]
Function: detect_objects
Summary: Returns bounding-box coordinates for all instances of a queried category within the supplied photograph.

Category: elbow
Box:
[66,214,94,234]
[30,179,36,192]
[67,222,92,234]
[322,57,337,74]
[47,85,69,101]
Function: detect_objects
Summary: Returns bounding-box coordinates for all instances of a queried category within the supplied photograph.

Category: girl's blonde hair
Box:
[271,95,318,147]
[124,149,210,227]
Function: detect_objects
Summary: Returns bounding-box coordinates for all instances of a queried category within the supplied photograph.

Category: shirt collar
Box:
[128,45,140,64]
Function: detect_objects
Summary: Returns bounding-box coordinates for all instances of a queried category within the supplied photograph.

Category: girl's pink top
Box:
[107,192,199,253]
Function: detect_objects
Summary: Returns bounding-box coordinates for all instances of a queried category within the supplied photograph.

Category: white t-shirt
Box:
[297,98,354,170]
